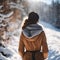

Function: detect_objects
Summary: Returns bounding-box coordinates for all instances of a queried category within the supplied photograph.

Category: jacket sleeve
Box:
[41,31,48,59]
[18,33,25,57]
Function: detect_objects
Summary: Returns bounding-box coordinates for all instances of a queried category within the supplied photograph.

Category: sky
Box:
[28,0,53,4]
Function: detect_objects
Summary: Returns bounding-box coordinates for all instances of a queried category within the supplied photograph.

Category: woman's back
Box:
[22,24,44,51]
[18,12,48,60]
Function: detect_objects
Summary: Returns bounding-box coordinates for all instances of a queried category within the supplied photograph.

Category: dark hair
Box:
[22,12,39,29]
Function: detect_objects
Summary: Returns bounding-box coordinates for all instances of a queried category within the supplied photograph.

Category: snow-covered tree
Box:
[0,0,28,60]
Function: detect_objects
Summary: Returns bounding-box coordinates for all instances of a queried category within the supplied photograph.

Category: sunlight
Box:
[31,0,40,2]
[28,0,52,4]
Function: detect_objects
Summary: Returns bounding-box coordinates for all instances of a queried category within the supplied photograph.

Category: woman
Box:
[18,12,48,60]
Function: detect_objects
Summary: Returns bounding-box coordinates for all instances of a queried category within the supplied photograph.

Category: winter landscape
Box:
[0,0,60,60]
[0,20,60,60]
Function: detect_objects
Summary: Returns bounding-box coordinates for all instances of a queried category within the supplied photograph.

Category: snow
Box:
[9,2,26,16]
[0,11,14,20]
[0,5,3,9]
[0,2,26,60]
[39,21,60,60]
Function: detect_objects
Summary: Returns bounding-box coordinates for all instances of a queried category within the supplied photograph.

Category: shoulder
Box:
[39,31,46,37]
[37,24,43,30]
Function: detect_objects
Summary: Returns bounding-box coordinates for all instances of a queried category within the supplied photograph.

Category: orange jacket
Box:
[18,24,48,60]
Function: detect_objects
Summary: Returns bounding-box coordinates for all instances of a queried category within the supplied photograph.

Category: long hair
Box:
[22,12,39,29]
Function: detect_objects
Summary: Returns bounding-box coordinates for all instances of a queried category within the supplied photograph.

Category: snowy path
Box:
[0,21,60,60]
[40,21,60,60]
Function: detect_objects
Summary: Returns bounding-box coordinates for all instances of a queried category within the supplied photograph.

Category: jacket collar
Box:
[22,24,43,38]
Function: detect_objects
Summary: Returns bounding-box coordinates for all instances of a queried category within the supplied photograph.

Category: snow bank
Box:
[39,21,60,60]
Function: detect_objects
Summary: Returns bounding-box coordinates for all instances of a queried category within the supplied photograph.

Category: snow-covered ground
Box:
[39,21,60,60]
[0,21,60,60]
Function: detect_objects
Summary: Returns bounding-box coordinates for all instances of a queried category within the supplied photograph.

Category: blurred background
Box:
[0,0,60,60]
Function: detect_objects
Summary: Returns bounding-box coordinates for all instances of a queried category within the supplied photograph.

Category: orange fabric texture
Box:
[18,31,48,60]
